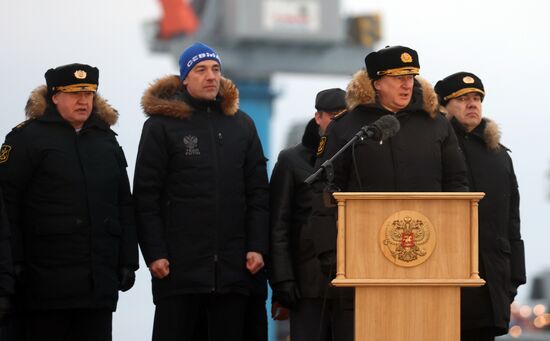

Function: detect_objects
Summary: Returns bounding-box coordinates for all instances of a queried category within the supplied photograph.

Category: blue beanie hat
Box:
[179,42,221,80]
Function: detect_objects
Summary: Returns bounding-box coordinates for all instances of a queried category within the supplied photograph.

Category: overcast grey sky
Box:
[1,0,549,339]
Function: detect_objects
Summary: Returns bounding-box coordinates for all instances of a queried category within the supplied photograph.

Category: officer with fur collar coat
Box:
[134,42,269,341]
[309,47,469,340]
[310,46,468,340]
[435,72,526,341]
[0,63,138,341]
[312,45,469,267]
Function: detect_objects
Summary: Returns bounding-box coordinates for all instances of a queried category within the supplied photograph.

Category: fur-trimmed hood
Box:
[141,75,239,119]
[345,69,439,118]
[24,85,118,126]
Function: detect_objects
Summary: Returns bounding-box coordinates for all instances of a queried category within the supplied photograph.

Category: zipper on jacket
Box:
[74,130,95,294]
[212,254,218,292]
[207,108,221,292]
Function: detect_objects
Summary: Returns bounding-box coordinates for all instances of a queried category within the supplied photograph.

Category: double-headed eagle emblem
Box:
[379,210,436,267]
[384,216,428,262]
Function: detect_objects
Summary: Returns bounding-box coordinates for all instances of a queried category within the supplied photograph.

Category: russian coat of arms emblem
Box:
[379,210,436,267]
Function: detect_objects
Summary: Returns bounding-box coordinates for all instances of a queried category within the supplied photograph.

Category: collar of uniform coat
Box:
[345,69,439,118]
[141,75,239,119]
[451,117,503,151]
[24,85,118,126]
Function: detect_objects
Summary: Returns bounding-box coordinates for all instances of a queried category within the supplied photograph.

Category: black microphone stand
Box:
[304,127,375,206]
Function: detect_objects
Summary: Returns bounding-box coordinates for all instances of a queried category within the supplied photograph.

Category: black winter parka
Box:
[134,76,269,303]
[311,71,469,257]
[451,118,526,335]
[0,86,138,311]
[270,119,325,297]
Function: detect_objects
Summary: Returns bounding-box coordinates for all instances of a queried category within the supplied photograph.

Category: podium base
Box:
[355,286,460,341]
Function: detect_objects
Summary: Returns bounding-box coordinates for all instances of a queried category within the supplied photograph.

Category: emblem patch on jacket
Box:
[0,144,11,163]
[317,136,327,157]
[183,135,200,156]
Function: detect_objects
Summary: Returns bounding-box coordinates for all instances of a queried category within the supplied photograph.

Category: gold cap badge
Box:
[74,70,87,79]
[462,76,475,84]
[400,52,413,63]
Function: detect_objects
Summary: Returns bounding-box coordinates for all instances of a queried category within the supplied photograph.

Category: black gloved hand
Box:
[0,296,12,325]
[118,267,136,292]
[318,250,336,277]
[272,281,300,310]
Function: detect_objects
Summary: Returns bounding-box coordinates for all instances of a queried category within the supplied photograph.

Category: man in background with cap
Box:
[0,63,138,340]
[435,72,526,341]
[309,46,469,339]
[270,88,347,341]
[134,42,269,341]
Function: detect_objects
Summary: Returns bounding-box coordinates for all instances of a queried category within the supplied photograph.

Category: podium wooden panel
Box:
[331,192,485,341]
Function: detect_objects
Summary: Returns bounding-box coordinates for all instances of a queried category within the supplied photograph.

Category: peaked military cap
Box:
[434,72,485,106]
[315,88,347,112]
[45,63,99,95]
[365,45,420,79]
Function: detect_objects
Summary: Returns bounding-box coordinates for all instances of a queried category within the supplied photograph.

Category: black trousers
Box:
[461,328,497,341]
[152,293,247,341]
[290,297,354,341]
[25,308,112,341]
[243,294,267,341]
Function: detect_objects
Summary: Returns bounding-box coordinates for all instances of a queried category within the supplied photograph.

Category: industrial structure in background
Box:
[144,2,550,341]
[144,0,380,156]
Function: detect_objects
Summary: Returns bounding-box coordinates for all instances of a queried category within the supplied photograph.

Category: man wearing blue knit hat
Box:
[135,42,269,341]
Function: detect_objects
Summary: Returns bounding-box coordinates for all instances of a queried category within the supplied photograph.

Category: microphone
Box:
[356,114,400,141]
[304,115,400,186]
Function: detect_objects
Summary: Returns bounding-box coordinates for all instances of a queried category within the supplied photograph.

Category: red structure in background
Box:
[158,0,199,39]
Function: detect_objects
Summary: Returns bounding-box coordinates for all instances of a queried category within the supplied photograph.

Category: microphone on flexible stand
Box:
[355,114,401,141]
[304,114,400,186]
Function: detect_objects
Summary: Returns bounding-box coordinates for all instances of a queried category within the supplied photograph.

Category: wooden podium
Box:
[331,192,485,341]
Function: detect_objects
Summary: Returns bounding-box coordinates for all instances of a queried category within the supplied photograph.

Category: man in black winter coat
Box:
[134,42,269,341]
[270,88,347,341]
[0,63,139,341]
[309,46,469,341]
[435,72,526,341]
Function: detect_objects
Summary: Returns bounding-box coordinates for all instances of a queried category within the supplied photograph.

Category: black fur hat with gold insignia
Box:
[45,63,99,95]
[434,71,485,106]
[365,45,420,79]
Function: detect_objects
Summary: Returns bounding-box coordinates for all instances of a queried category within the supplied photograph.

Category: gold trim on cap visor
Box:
[443,87,485,101]
[377,67,420,76]
[53,83,98,92]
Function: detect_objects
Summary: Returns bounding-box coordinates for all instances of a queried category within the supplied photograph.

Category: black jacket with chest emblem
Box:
[0,86,138,312]
[311,70,469,259]
[134,76,269,302]
[451,117,526,334]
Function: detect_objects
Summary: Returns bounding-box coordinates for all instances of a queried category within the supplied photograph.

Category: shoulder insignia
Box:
[316,136,327,157]
[333,110,347,120]
[0,144,12,163]
[15,120,28,129]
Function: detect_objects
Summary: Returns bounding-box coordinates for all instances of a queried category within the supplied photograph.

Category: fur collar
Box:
[141,75,239,119]
[479,118,502,151]
[345,69,438,118]
[24,85,118,126]
[443,109,502,151]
